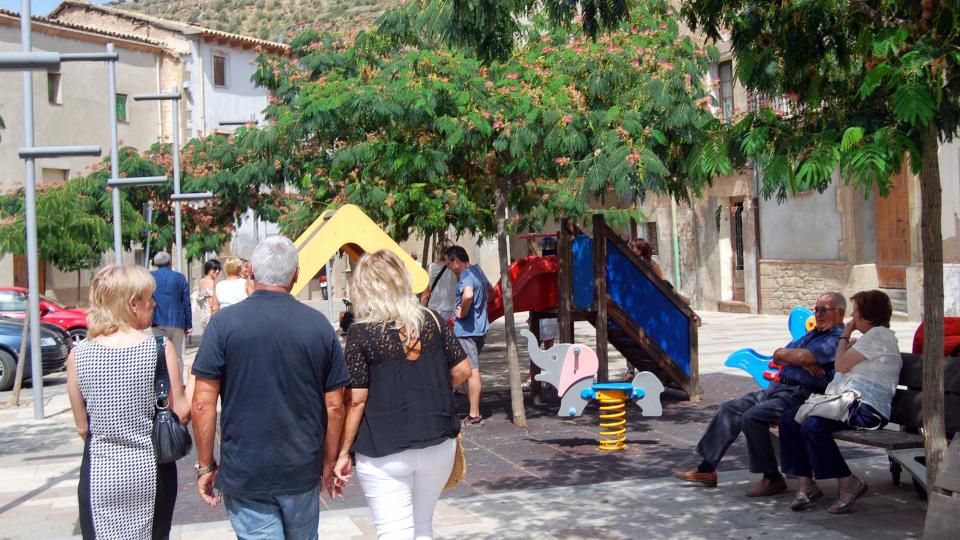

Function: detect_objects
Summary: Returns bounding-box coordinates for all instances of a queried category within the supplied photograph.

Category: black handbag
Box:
[152,336,192,463]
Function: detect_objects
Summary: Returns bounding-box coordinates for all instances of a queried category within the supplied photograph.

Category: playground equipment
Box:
[489,217,698,399]
[521,330,664,450]
[724,306,816,388]
[557,217,699,398]
[487,255,558,322]
[290,204,429,296]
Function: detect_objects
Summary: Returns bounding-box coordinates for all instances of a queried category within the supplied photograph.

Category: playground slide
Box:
[571,234,697,393]
[290,204,429,296]
[487,255,559,322]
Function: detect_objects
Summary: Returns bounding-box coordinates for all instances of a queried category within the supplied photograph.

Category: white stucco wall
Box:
[0,26,164,191]
[759,180,843,260]
[938,139,960,262]
[198,41,268,133]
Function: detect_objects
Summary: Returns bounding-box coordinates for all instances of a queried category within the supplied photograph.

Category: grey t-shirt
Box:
[427,262,457,316]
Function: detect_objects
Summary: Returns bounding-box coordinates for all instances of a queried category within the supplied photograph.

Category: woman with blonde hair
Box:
[66,265,190,539]
[215,256,249,309]
[334,250,472,539]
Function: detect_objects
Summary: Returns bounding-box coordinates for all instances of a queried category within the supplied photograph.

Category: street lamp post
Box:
[134,89,186,270]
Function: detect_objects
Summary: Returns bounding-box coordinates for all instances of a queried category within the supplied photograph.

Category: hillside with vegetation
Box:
[106,0,398,42]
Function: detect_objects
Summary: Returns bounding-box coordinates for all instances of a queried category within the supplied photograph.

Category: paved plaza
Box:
[0,311,925,539]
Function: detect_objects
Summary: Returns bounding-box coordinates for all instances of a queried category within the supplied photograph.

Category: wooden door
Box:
[875,163,911,289]
[729,199,745,302]
[13,256,46,292]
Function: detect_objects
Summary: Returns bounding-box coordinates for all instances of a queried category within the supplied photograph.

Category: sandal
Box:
[461,415,485,428]
[789,488,824,511]
[827,480,868,514]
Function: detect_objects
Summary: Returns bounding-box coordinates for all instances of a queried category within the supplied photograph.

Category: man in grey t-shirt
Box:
[419,251,458,321]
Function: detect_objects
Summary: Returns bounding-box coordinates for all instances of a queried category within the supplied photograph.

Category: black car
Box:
[0,317,71,391]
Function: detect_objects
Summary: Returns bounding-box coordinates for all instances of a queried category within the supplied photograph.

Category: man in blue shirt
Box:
[192,236,349,539]
[445,245,490,427]
[150,251,191,374]
[674,292,846,497]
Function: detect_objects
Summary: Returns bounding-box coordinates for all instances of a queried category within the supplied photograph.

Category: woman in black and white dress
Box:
[66,265,190,539]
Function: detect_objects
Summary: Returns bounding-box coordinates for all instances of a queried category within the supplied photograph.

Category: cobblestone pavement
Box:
[0,311,924,539]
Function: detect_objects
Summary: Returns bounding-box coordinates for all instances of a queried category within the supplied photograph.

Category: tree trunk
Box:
[421,231,432,269]
[919,124,946,490]
[9,315,28,407]
[496,184,527,427]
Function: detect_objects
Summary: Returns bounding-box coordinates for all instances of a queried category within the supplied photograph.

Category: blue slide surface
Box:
[570,234,693,377]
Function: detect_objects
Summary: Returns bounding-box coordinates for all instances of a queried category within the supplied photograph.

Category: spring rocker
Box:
[521,330,664,451]
[723,306,815,388]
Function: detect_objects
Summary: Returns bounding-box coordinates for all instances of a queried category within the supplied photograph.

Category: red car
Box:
[0,287,88,345]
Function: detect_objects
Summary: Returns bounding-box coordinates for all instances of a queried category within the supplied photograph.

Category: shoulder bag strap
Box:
[154,336,169,406]
[424,308,441,331]
[429,265,448,293]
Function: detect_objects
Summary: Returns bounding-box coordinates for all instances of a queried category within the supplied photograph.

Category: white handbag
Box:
[793,380,861,423]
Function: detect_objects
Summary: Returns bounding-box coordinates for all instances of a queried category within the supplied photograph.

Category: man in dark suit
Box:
[151,251,192,373]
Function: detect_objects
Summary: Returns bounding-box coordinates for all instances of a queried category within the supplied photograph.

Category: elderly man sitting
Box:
[674,292,846,496]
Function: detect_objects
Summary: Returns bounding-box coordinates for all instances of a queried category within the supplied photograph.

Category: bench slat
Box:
[832,429,924,450]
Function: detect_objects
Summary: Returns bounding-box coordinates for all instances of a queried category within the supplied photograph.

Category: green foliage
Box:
[682,0,960,200]
[248,0,717,241]
[0,149,155,272]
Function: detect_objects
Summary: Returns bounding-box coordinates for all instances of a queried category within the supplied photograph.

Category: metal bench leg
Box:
[889,457,902,487]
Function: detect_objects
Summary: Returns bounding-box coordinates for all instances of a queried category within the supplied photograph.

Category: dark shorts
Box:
[458,336,485,369]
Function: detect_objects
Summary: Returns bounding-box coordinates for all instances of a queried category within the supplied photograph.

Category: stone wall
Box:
[759,259,851,314]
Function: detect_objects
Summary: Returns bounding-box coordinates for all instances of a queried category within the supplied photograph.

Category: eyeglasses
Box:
[813,307,839,314]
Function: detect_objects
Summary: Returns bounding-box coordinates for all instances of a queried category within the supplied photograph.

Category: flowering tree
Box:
[682,0,960,487]
[250,0,720,425]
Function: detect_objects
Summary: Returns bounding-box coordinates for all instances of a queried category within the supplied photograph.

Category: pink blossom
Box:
[555,156,571,166]
[562,114,574,125]
[493,120,503,130]
[506,72,519,80]
[482,111,490,119]
[632,59,640,67]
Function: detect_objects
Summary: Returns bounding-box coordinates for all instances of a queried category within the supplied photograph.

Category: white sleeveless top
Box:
[216,278,249,308]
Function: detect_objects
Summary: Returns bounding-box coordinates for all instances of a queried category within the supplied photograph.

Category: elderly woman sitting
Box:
[778,290,902,514]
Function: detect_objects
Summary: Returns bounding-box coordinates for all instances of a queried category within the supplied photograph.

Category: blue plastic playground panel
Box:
[605,241,692,376]
[572,234,594,309]
[724,348,774,389]
[788,306,814,341]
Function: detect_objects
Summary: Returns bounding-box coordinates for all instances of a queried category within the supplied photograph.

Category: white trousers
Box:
[356,437,456,540]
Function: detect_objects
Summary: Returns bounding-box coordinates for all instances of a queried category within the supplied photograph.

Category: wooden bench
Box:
[831,353,960,492]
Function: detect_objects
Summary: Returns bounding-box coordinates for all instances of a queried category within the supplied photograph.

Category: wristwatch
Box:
[195,460,218,477]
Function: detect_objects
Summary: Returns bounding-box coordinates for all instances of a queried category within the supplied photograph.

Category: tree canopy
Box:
[682,0,958,493]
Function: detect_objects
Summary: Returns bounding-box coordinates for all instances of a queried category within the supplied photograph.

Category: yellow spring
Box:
[597,396,627,451]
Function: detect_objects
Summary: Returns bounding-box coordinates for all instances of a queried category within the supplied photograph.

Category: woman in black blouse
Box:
[334,250,472,539]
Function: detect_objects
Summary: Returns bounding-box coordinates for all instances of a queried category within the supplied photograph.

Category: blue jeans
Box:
[224,486,320,540]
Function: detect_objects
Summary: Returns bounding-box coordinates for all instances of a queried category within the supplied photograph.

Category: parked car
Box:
[0,287,87,344]
[0,317,71,391]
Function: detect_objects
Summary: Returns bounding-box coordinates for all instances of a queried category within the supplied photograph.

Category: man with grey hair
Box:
[192,236,349,539]
[150,250,191,371]
[674,292,846,496]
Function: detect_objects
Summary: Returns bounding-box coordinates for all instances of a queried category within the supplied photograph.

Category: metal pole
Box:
[21,0,44,419]
[107,43,121,265]
[171,85,183,272]
[144,202,153,269]
[326,259,334,322]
